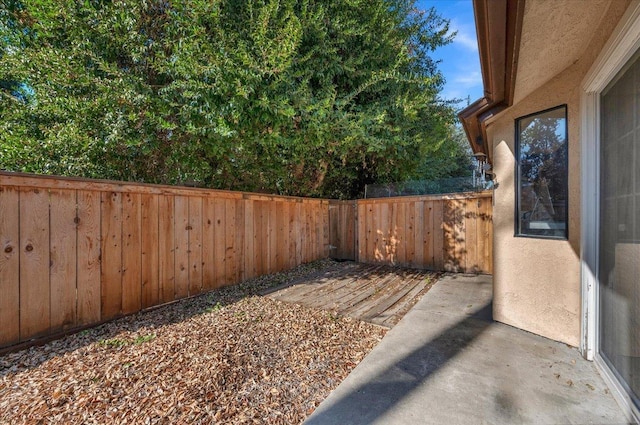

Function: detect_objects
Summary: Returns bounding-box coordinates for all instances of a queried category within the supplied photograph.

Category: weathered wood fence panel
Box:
[0,172,330,350]
[354,193,493,274]
[328,200,356,260]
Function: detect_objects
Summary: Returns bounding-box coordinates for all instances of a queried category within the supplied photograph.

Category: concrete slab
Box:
[305,274,633,425]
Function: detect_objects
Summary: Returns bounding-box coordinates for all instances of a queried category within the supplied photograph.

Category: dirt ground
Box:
[0,260,388,424]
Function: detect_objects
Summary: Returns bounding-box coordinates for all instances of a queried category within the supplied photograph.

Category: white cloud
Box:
[440,71,484,102]
[453,70,482,86]
[450,19,479,52]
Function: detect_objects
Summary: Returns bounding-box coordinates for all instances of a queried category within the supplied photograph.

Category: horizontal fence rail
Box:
[0,172,329,350]
[328,192,493,274]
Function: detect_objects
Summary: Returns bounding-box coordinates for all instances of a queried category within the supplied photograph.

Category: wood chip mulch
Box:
[0,260,388,424]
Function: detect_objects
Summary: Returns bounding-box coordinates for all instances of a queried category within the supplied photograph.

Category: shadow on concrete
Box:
[305,300,493,425]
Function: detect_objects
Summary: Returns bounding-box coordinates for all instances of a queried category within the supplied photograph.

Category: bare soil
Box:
[0,260,387,424]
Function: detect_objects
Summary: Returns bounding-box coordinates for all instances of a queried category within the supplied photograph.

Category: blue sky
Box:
[415,0,483,107]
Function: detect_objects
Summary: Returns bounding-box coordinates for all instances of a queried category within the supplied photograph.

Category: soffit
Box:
[513,0,612,104]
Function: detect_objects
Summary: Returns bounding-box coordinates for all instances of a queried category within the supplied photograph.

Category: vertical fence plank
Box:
[202,198,216,291]
[346,202,356,260]
[465,198,479,273]
[213,198,226,288]
[276,202,285,271]
[234,199,244,282]
[77,190,101,325]
[414,202,424,269]
[0,187,20,346]
[141,194,159,309]
[314,202,322,260]
[122,193,142,314]
[189,197,203,295]
[357,203,365,263]
[432,200,444,270]
[174,196,190,298]
[396,202,406,266]
[49,189,77,332]
[268,200,277,271]
[329,203,339,259]
[322,201,330,258]
[101,191,122,320]
[423,201,434,269]
[244,199,255,280]
[281,200,292,270]
[293,202,303,266]
[406,202,416,267]
[376,203,388,264]
[288,202,297,268]
[443,199,459,272]
[224,198,237,285]
[158,195,175,303]
[20,187,51,340]
[478,196,493,273]
[363,204,372,264]
[253,201,265,277]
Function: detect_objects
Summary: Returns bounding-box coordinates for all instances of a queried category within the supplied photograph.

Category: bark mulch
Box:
[0,260,388,424]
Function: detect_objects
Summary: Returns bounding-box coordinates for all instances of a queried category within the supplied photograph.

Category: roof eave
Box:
[458,0,525,163]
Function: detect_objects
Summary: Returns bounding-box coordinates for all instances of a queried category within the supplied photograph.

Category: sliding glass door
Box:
[599,48,640,407]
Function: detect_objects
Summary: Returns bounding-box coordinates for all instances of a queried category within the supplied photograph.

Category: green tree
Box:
[1,0,458,198]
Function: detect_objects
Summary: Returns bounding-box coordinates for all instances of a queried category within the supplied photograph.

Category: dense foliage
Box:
[0,0,470,198]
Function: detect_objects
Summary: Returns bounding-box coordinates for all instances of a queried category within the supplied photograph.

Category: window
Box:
[515,105,568,239]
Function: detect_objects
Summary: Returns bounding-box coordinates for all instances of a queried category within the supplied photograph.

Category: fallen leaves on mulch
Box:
[0,260,387,424]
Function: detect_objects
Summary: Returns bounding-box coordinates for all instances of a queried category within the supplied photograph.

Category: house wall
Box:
[486,0,630,346]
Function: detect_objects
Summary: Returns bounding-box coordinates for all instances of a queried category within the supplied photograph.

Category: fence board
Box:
[244,200,255,280]
[122,193,142,314]
[213,198,226,288]
[423,201,434,268]
[141,194,159,308]
[224,199,237,286]
[158,195,175,303]
[268,201,277,272]
[49,189,77,332]
[20,187,51,339]
[234,199,244,282]
[254,201,266,277]
[293,202,303,265]
[101,192,123,320]
[414,202,424,269]
[465,198,479,273]
[274,202,283,272]
[432,200,444,270]
[174,196,190,298]
[202,198,216,291]
[406,202,416,267]
[77,190,101,325]
[189,197,203,295]
[0,187,20,346]
[288,202,297,269]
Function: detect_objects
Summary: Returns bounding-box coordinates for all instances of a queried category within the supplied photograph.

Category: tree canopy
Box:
[0,0,469,198]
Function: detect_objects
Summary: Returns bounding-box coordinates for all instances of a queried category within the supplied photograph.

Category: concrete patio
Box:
[305,274,633,425]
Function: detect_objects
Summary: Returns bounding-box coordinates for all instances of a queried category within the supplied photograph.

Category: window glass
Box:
[515,105,568,239]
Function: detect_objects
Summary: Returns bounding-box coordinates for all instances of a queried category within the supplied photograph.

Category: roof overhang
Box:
[458,0,525,163]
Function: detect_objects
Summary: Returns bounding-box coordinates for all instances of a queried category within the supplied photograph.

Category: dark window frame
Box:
[514,104,569,240]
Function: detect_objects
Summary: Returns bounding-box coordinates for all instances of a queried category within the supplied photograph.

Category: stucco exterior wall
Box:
[487,0,630,347]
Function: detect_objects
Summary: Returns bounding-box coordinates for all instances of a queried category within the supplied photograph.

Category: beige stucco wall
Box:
[487,0,630,347]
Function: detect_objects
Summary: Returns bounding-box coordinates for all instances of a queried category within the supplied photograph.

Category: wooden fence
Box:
[0,172,329,350]
[328,192,493,274]
[0,172,492,351]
